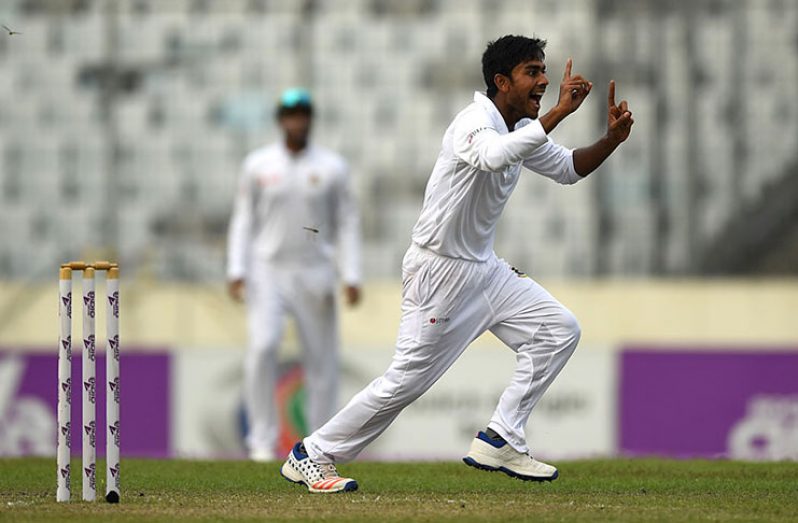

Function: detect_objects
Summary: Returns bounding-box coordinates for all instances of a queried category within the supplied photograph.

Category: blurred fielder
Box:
[281,35,634,492]
[227,88,362,462]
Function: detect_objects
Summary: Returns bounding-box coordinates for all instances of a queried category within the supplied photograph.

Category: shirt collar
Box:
[473,91,509,134]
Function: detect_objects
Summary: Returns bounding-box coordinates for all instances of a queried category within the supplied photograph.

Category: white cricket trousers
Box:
[305,243,580,463]
[244,262,339,453]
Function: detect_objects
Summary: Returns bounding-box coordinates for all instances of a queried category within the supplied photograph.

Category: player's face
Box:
[506,59,548,119]
[279,111,312,145]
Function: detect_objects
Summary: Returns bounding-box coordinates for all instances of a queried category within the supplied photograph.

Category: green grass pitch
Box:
[1,458,797,522]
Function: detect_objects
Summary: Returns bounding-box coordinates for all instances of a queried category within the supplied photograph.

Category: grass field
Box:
[1,458,797,522]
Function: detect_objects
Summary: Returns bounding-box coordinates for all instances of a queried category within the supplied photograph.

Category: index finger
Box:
[563,58,572,81]
[608,80,616,108]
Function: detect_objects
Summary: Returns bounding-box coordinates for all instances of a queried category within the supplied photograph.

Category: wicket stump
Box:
[57,261,120,503]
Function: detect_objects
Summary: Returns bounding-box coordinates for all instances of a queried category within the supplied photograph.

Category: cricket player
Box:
[227,88,362,462]
[280,35,634,492]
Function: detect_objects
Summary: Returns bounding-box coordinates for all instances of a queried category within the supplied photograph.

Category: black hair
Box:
[482,35,546,99]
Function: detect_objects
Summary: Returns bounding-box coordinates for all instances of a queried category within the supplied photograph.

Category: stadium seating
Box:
[0,0,795,280]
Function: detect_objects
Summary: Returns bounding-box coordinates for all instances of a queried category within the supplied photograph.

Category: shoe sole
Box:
[280,462,359,493]
[462,456,559,482]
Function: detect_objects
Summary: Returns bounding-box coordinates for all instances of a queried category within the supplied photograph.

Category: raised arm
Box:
[572,80,634,177]
[453,111,549,173]
[455,59,601,175]
[538,58,592,134]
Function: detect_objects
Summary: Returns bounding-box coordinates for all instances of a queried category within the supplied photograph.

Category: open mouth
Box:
[529,93,543,109]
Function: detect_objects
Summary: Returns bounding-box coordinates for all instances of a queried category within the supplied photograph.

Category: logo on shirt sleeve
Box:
[466,127,491,144]
[511,266,528,278]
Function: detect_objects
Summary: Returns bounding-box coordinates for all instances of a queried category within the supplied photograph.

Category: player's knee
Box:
[557,309,581,348]
[368,375,400,401]
[367,373,419,408]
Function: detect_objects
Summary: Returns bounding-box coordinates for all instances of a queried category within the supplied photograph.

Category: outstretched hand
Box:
[606,80,634,144]
[556,58,592,115]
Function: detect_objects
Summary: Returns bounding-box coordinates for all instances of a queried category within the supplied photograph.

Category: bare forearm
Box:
[572,135,622,177]
[538,106,570,134]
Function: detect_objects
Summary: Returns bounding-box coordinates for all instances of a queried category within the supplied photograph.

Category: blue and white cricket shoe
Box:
[463,431,559,482]
[280,442,358,493]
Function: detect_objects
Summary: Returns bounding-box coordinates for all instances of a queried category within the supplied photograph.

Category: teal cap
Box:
[278,88,313,111]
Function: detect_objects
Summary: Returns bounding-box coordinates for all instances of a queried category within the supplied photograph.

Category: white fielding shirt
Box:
[227,142,361,284]
[411,91,583,261]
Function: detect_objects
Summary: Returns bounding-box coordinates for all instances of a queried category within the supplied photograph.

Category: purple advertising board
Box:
[0,349,170,458]
[620,348,798,460]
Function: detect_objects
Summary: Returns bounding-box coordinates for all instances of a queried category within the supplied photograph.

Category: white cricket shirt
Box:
[411,91,583,261]
[227,142,361,284]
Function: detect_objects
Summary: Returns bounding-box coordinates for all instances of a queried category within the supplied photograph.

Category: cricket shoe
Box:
[280,442,358,493]
[463,431,559,482]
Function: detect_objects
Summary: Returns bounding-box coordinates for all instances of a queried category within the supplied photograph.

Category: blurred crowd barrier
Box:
[2,278,798,348]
